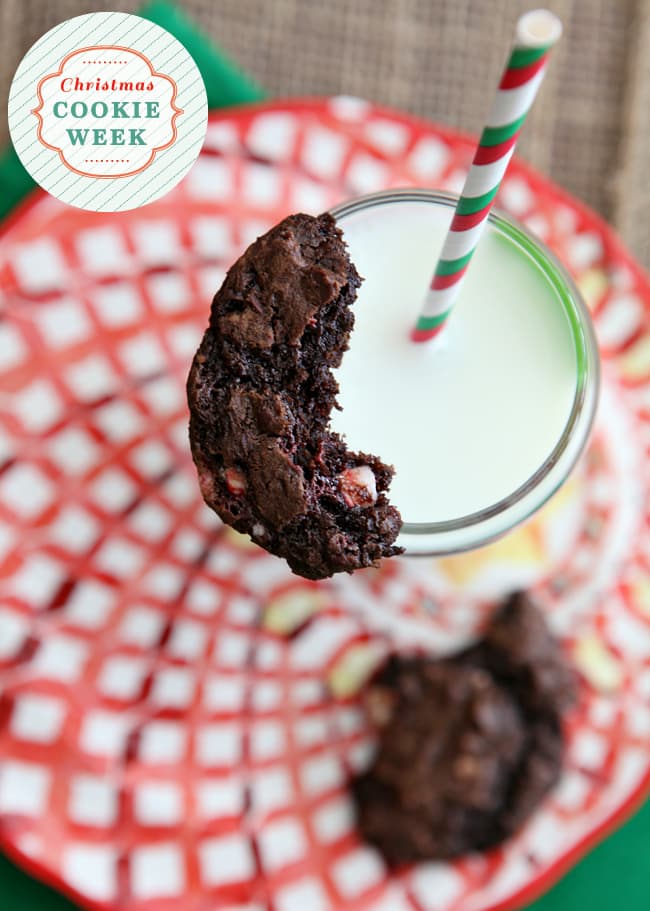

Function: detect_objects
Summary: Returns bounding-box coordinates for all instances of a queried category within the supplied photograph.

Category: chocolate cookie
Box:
[187,213,403,579]
[353,593,575,862]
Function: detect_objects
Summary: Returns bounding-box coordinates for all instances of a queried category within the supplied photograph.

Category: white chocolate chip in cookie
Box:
[225,467,246,495]
[339,465,378,507]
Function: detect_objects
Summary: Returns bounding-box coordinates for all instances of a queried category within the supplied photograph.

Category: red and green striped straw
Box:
[412,9,563,343]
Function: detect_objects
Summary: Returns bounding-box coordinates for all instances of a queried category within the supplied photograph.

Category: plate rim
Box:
[1,95,649,911]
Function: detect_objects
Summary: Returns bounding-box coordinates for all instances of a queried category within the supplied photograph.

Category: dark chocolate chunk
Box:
[187,213,403,579]
[353,592,575,863]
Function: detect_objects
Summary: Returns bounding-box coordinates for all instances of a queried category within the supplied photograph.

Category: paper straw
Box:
[412,9,562,343]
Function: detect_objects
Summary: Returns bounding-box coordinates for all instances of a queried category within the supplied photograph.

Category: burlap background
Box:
[1,0,648,267]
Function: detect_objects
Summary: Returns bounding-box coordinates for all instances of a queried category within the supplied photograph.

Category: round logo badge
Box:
[8,12,208,211]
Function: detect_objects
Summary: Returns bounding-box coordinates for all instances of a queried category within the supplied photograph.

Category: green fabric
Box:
[0,3,648,910]
[1,800,649,910]
[138,0,266,108]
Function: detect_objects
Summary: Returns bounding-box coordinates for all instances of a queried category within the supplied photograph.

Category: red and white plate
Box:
[1,98,649,911]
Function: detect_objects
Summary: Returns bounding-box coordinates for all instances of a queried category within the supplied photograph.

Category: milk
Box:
[331,195,582,534]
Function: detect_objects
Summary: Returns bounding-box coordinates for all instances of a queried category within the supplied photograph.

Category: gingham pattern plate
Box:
[1,98,649,911]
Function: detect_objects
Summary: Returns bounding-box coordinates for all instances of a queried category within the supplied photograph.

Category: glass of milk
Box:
[331,189,599,555]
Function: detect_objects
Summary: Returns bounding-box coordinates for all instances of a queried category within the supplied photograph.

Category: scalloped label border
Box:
[32,45,183,179]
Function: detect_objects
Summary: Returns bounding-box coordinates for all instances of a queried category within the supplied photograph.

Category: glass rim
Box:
[330,188,600,552]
